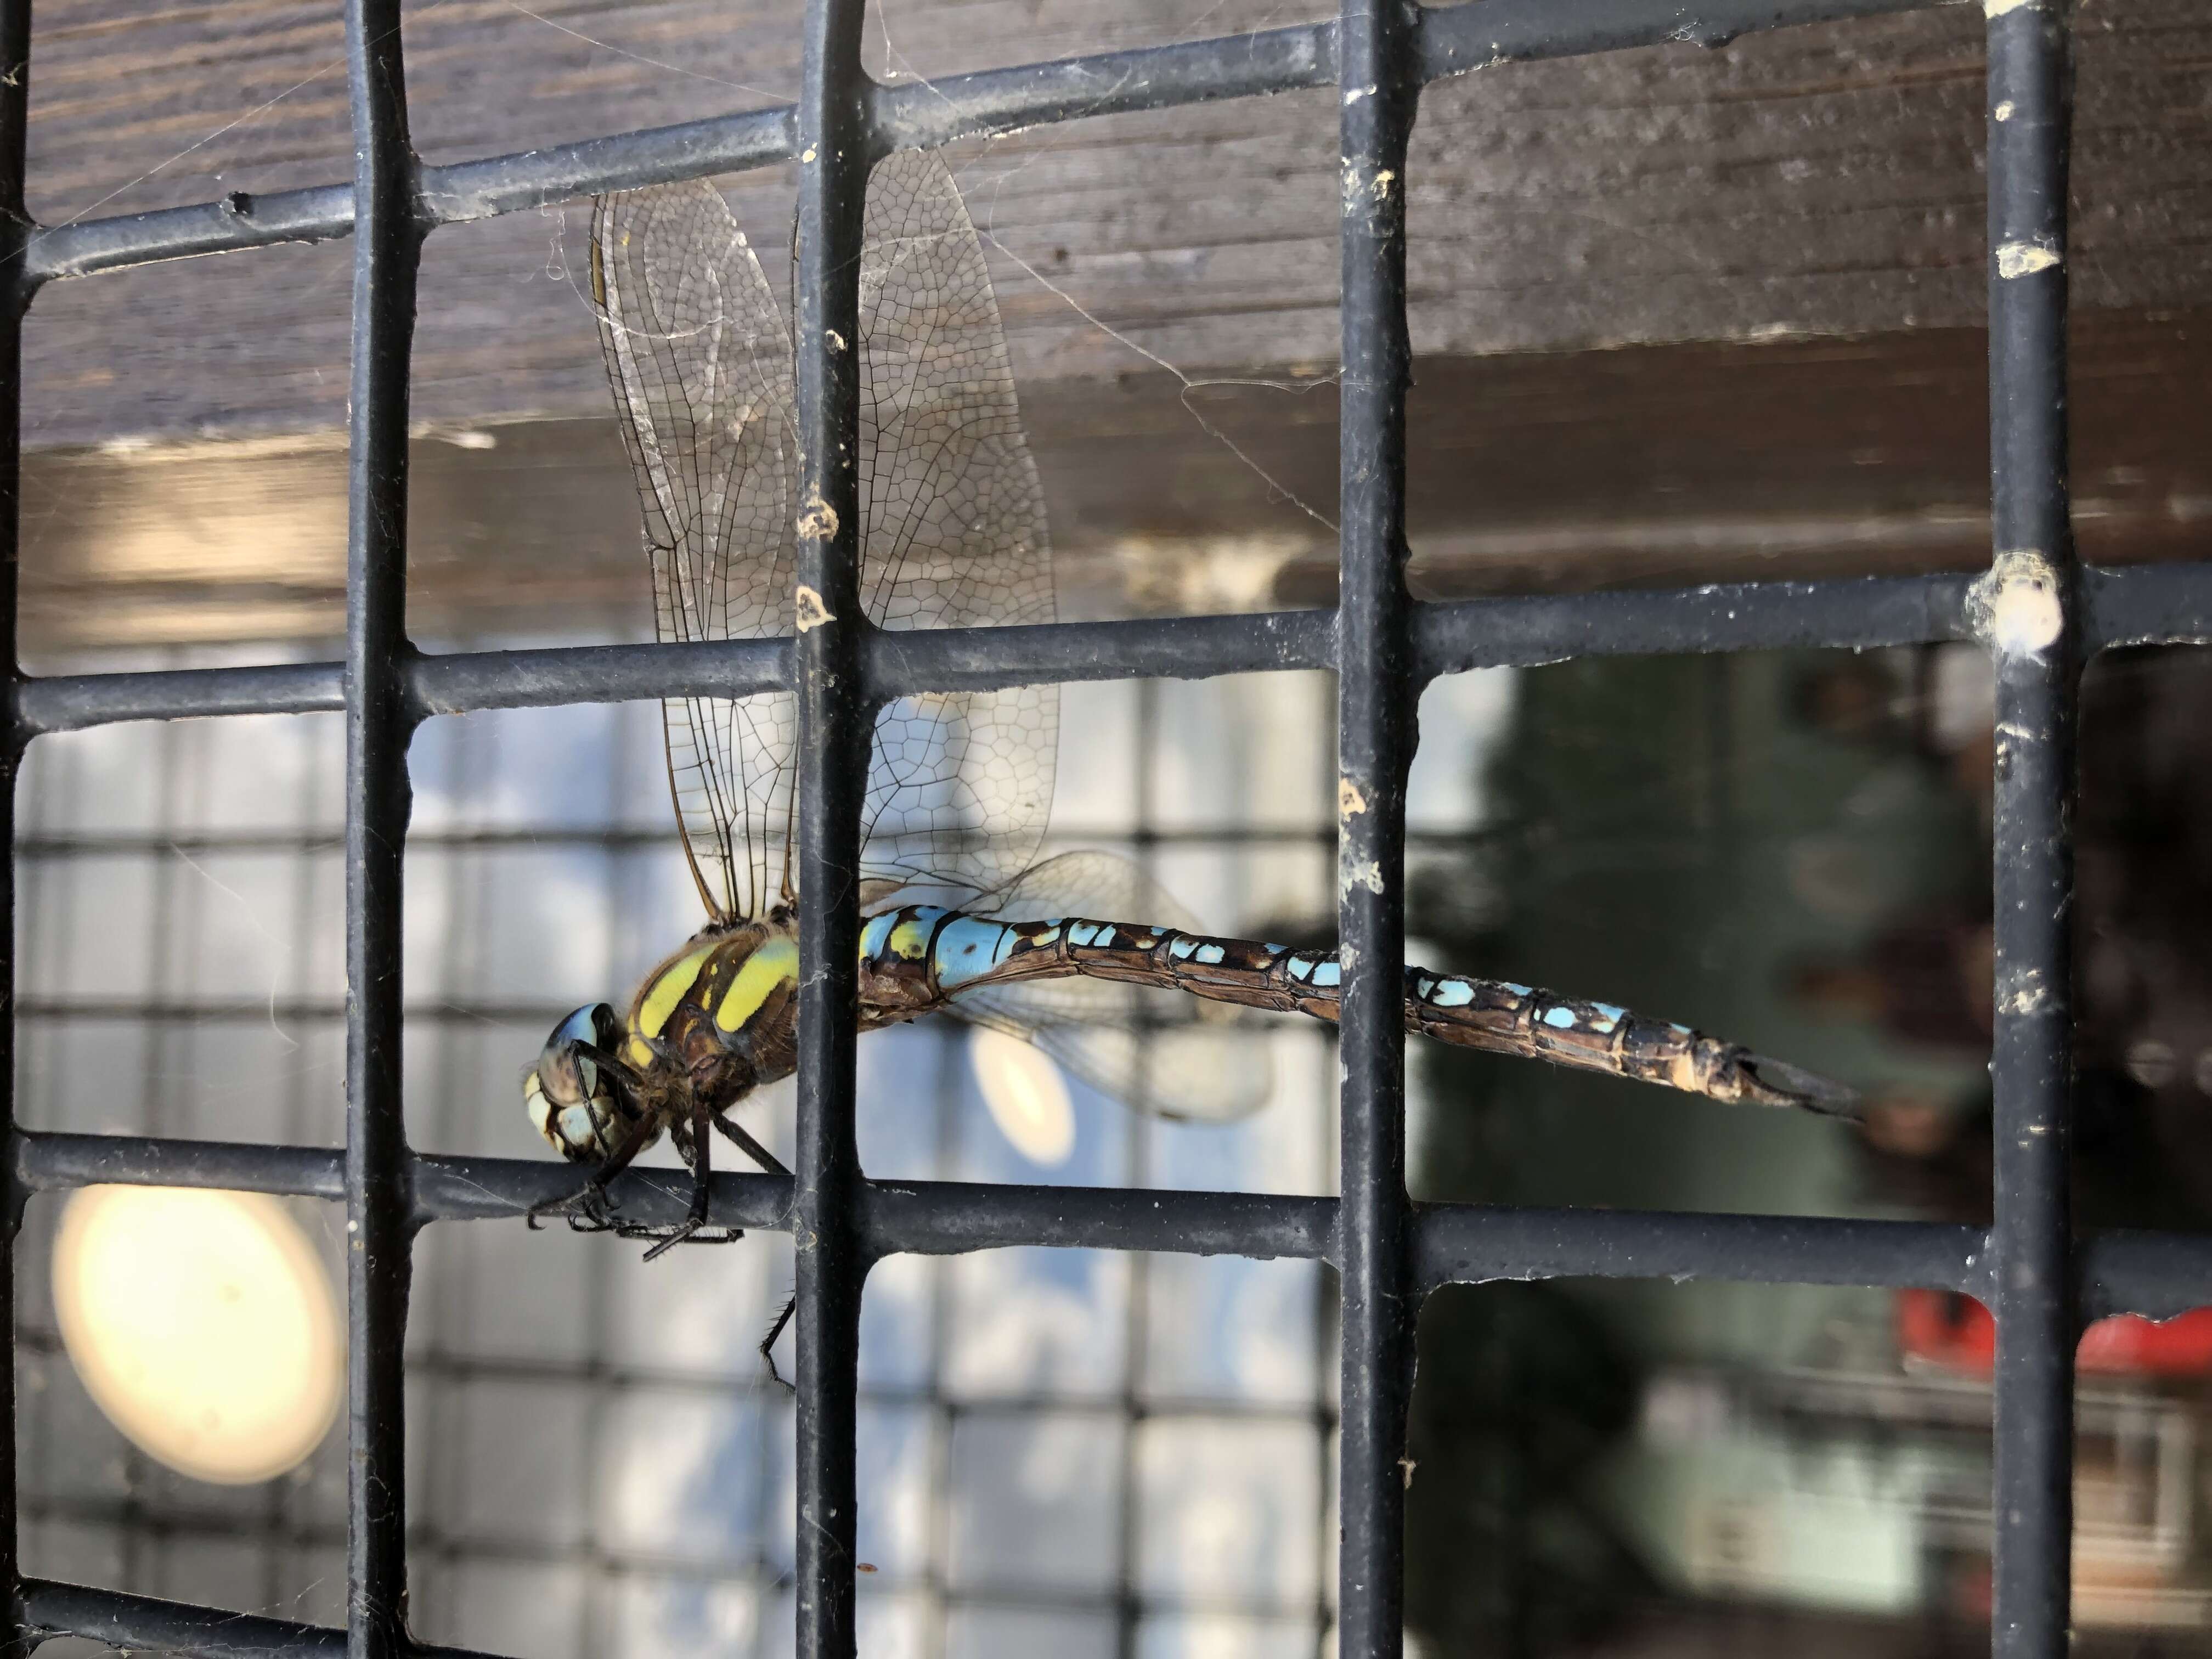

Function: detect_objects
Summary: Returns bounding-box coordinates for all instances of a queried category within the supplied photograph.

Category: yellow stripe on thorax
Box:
[715,936,799,1032]
[634,942,716,1045]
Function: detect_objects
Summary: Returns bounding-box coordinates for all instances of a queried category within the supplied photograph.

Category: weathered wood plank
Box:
[22,309,2210,656]
[16,0,2212,447]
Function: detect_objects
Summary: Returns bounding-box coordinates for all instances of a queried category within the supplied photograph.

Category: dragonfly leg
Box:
[759,1292,796,1393]
[709,1116,795,1389]
[711,1111,791,1178]
[525,1105,659,1234]
[637,1100,745,1262]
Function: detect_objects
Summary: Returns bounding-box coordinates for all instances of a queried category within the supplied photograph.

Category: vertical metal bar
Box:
[919,1025,961,1659]
[343,0,421,1651]
[1335,0,1419,1653]
[792,0,870,1650]
[0,0,27,1646]
[1983,2,2075,1655]
[1115,679,1161,1659]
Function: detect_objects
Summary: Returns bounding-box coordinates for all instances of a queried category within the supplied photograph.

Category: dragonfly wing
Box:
[976,1016,1273,1127]
[855,151,1058,900]
[972,848,1214,923]
[592,182,798,924]
[942,851,1276,1123]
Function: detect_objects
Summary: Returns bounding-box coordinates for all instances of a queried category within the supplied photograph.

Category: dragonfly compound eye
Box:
[523,1041,624,1160]
[545,1001,617,1052]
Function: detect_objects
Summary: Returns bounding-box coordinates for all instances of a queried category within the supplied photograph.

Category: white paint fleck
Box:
[825,329,847,353]
[1372,169,1396,200]
[801,146,817,163]
[1345,85,1373,104]
[2001,967,2051,1016]
[1340,860,1385,896]
[1338,778,1368,817]
[1984,0,2034,14]
[1995,240,2062,280]
[796,488,838,541]
[794,585,836,633]
[1994,100,2015,122]
[1970,550,2064,658]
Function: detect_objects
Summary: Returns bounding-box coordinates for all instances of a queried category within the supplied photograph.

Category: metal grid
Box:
[7,668,1347,1656]
[0,0,2199,1655]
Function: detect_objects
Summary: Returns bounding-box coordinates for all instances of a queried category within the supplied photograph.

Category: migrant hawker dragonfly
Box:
[522,151,1855,1277]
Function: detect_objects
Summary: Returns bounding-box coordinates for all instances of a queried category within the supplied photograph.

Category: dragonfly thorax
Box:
[519,921,808,1164]
[619,919,802,1101]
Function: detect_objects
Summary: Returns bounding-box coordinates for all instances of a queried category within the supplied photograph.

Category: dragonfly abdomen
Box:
[854,905,1852,1116]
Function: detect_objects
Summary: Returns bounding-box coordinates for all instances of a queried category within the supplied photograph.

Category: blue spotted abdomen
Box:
[849,905,1818,1110]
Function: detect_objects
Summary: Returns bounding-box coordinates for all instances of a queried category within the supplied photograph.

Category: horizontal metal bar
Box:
[25,183,357,285]
[2078,1229,2212,1324]
[22,1562,1314,1633]
[16,561,2212,738]
[22,1127,2212,1317]
[410,1150,790,1228]
[865,608,1333,698]
[863,1178,1334,1261]
[421,109,793,227]
[21,1578,507,1659]
[1420,0,1950,72]
[2082,559,2212,651]
[10,820,1452,856]
[13,1000,1266,1037]
[876,15,1333,159]
[14,659,343,735]
[1414,569,1978,675]
[1418,1203,1991,1296]
[407,636,786,719]
[16,1128,344,1202]
[19,0,1950,286]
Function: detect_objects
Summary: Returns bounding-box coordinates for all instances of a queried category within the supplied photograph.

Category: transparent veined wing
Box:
[856,150,1057,901]
[945,851,1276,1124]
[591,181,797,924]
[593,151,1056,919]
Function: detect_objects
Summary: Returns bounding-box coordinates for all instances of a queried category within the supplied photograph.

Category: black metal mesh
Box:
[0,0,2187,1655]
[9,668,1351,1656]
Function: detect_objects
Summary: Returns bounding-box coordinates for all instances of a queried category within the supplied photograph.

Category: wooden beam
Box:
[23,308,2208,654]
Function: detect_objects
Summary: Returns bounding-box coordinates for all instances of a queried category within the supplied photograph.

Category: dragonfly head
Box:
[523,1003,635,1161]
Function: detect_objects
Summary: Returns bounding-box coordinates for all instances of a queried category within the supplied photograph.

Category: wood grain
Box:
[16,0,2211,447]
[22,307,2210,656]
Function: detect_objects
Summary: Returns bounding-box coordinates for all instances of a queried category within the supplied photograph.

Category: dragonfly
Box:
[521,151,1857,1312]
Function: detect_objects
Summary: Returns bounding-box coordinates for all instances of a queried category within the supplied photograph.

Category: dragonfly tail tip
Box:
[1739,1052,1861,1120]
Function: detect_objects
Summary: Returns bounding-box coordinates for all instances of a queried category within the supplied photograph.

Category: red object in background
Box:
[1898,1288,2212,1376]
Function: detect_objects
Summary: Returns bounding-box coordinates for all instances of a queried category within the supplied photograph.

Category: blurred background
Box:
[10,0,2212,1654]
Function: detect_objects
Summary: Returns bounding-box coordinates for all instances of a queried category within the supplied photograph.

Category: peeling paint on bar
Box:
[1996,240,2061,278]
[1970,551,2065,658]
